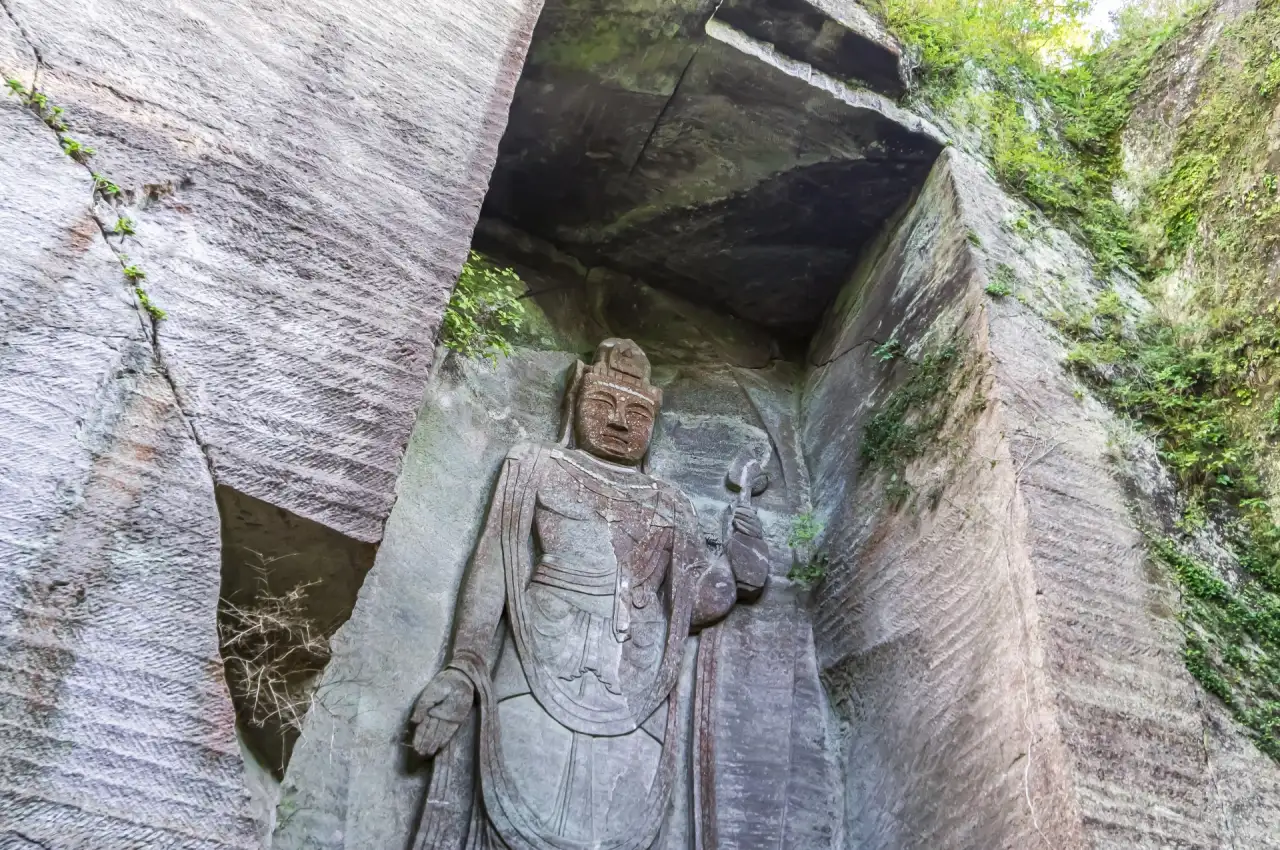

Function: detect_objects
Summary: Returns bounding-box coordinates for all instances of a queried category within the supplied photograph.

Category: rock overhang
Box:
[482,0,945,341]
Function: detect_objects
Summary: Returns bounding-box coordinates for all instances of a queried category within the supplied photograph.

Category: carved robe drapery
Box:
[415,441,742,850]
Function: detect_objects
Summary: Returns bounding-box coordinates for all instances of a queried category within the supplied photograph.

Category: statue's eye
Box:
[584,393,614,408]
[627,404,653,423]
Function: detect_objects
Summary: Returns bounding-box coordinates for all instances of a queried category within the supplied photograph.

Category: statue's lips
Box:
[599,434,628,448]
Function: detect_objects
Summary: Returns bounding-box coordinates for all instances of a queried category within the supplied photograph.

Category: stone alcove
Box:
[267,0,948,846]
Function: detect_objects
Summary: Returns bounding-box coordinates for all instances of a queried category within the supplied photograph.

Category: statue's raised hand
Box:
[731,505,763,539]
[409,668,474,756]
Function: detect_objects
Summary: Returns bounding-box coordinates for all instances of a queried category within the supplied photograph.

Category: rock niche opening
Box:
[215,486,377,780]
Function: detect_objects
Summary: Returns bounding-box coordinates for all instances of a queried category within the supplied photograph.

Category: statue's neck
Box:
[572,447,643,474]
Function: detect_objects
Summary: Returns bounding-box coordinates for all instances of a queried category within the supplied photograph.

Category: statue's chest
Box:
[532,458,673,593]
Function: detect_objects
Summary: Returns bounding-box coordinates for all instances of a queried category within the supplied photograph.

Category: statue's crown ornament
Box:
[590,338,653,388]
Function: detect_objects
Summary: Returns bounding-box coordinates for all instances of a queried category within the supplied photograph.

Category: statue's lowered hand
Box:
[409,668,474,756]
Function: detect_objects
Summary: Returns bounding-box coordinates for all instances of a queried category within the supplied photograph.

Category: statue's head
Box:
[569,339,661,465]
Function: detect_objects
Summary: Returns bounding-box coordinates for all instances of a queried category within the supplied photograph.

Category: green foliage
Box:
[1138,0,1280,297]
[92,172,120,198]
[985,263,1016,297]
[786,512,829,588]
[442,251,526,363]
[5,77,70,132]
[134,286,167,321]
[1056,289,1280,759]
[874,0,1203,272]
[1055,296,1280,542]
[872,0,1089,90]
[59,136,94,163]
[877,0,1280,759]
[787,512,823,547]
[787,554,830,589]
[1149,536,1280,760]
[118,260,164,320]
[4,77,156,326]
[872,336,904,362]
[862,343,961,472]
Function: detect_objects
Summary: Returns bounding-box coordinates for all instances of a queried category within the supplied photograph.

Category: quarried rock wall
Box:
[806,148,1280,849]
[0,0,542,542]
[0,64,256,847]
[0,1,542,844]
[804,149,1087,849]
[274,242,841,849]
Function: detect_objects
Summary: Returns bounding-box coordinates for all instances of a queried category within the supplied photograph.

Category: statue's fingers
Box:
[430,695,469,724]
[421,717,457,756]
[413,717,439,755]
[409,694,432,724]
[411,719,432,755]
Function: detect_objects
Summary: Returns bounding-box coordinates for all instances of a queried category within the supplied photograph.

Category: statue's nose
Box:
[607,407,629,431]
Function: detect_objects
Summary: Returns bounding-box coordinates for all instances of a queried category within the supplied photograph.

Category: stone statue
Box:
[408,338,770,849]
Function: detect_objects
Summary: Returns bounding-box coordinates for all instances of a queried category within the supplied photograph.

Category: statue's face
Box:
[575,374,658,465]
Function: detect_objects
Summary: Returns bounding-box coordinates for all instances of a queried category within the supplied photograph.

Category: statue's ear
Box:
[558,360,587,446]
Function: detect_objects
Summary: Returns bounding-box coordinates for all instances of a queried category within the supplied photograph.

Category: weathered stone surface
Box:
[806,147,1280,848]
[484,0,942,336]
[0,74,255,847]
[696,587,842,849]
[273,350,577,850]
[1,0,544,543]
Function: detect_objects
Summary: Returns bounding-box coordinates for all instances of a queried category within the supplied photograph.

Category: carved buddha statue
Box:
[409,338,769,850]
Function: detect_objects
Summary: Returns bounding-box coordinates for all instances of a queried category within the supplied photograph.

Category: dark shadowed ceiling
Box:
[481,0,944,339]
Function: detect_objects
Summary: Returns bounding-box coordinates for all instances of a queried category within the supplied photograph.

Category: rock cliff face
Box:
[0,0,540,845]
[0,0,541,543]
[0,79,256,848]
[806,148,1280,849]
[4,0,1280,848]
